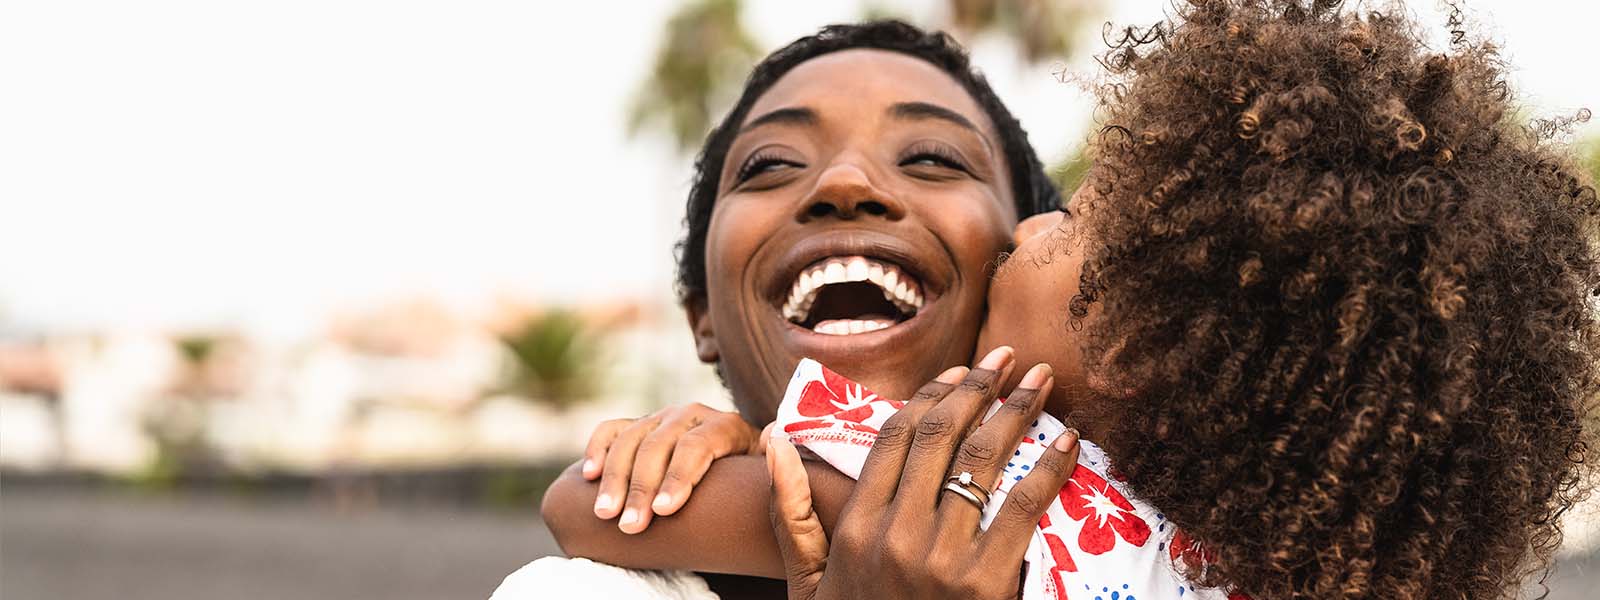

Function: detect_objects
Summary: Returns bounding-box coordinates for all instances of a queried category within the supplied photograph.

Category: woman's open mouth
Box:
[780,256,924,335]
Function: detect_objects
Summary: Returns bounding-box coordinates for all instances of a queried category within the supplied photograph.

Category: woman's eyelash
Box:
[736,151,800,182]
[900,144,968,171]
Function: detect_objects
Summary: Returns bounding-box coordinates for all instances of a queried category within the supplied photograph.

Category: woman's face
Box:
[977,183,1097,419]
[693,49,1017,422]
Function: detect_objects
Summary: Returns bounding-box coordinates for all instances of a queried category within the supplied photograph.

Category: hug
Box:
[517,2,1600,598]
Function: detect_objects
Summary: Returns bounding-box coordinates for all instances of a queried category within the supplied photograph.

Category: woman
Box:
[504,19,1062,599]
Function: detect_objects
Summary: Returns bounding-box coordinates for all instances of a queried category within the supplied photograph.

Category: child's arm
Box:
[541,454,855,579]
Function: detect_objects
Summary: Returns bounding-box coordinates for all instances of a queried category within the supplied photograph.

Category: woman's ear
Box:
[682,295,720,363]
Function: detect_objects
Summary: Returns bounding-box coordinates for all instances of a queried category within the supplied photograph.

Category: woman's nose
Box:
[1013,210,1064,245]
[796,161,905,222]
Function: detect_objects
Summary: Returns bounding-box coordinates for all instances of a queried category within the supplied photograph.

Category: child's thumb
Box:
[767,435,828,600]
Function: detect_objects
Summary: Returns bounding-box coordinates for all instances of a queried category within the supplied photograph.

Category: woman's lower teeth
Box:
[812,318,895,335]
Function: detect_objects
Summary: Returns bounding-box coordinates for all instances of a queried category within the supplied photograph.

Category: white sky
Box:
[2,0,1595,336]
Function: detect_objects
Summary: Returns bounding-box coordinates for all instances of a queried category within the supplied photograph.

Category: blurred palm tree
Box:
[628,0,762,151]
[498,309,601,409]
[632,0,1102,154]
[948,0,1100,63]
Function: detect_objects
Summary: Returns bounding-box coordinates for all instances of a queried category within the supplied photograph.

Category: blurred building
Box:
[0,296,725,477]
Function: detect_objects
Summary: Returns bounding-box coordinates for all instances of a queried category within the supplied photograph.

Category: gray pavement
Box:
[4,486,1599,599]
[1,487,559,600]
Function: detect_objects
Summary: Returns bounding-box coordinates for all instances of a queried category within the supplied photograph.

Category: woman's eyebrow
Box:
[889,101,992,152]
[889,101,978,132]
[741,106,818,133]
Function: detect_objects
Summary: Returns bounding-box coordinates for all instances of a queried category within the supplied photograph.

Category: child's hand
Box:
[583,402,762,534]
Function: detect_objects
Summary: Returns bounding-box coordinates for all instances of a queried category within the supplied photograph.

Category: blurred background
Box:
[1,1,1597,598]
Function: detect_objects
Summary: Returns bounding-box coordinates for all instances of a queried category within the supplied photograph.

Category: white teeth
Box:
[782,255,926,327]
[846,257,869,281]
[824,261,846,284]
[812,318,895,336]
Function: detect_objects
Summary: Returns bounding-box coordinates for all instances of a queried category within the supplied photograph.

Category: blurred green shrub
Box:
[1581,137,1599,184]
[1050,145,1091,202]
[175,335,217,366]
[498,310,601,409]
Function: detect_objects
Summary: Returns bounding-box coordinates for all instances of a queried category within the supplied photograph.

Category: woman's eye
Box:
[900,152,968,172]
[737,157,801,183]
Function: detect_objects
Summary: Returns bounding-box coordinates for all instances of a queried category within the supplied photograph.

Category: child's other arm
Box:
[541,454,854,579]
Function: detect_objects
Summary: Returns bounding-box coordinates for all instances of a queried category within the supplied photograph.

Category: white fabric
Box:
[490,556,719,600]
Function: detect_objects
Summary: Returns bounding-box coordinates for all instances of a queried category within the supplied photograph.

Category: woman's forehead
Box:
[741,49,996,137]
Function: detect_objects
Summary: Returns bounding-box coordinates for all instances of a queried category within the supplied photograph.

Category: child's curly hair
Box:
[1077,1,1600,597]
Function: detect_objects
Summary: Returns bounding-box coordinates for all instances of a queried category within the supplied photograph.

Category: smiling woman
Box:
[528,19,1061,597]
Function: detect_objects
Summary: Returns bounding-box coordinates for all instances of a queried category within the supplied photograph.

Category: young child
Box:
[553,2,1600,598]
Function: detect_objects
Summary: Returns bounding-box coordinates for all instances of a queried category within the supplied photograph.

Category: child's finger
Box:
[581,418,634,480]
[767,436,828,600]
[651,436,715,516]
[977,428,1080,566]
[593,416,660,520]
[617,412,703,533]
[653,415,758,515]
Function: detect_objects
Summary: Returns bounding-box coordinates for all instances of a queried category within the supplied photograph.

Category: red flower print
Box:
[1037,513,1078,600]
[784,365,905,437]
[795,365,898,422]
[1058,465,1151,554]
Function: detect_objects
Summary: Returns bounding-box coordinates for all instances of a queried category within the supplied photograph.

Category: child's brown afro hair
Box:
[1075,1,1600,597]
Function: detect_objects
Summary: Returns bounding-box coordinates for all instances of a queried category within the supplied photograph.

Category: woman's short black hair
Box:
[675,19,1062,301]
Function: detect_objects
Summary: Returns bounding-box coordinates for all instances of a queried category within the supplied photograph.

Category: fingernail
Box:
[935,365,969,384]
[652,493,671,511]
[582,459,597,476]
[977,346,1014,370]
[593,493,616,514]
[1054,428,1080,452]
[620,508,639,527]
[1018,363,1052,389]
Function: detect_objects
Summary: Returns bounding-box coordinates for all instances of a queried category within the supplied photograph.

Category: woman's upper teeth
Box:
[781,256,922,322]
